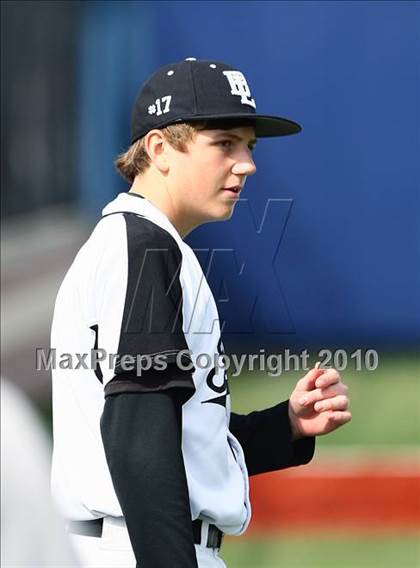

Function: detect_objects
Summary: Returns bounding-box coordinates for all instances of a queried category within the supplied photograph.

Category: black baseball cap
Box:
[131,58,302,143]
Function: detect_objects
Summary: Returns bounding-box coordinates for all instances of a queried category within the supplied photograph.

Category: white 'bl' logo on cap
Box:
[223,71,256,109]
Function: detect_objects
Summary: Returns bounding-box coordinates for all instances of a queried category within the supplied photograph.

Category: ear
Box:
[143,129,169,173]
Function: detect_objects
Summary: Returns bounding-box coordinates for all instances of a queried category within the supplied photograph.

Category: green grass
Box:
[220,534,420,568]
[229,353,420,449]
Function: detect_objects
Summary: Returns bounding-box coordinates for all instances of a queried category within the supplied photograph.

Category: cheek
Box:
[183,162,218,194]
[175,148,230,200]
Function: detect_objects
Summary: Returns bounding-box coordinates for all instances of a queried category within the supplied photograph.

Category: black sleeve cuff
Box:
[104,363,195,404]
[281,400,316,467]
[230,400,315,477]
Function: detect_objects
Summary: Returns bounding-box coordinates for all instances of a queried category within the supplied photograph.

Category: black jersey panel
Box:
[113,213,195,394]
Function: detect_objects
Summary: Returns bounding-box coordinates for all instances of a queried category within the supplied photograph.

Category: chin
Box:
[211,206,235,222]
[199,201,237,225]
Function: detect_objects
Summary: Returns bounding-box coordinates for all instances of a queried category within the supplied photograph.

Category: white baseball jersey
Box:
[51,192,251,535]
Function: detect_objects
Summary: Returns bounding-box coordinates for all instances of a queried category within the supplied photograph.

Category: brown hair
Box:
[115,123,203,184]
[115,118,255,184]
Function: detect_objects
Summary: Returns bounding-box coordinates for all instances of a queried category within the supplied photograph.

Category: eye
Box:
[216,140,233,149]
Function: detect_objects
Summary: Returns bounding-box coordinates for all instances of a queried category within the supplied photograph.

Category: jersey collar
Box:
[102,192,183,243]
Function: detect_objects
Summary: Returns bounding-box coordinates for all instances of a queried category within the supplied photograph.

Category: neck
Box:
[130,175,200,238]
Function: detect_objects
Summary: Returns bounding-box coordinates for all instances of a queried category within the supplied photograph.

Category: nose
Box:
[231,148,257,177]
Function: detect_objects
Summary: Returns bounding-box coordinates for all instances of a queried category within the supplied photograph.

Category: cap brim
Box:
[182,113,302,137]
[254,115,302,137]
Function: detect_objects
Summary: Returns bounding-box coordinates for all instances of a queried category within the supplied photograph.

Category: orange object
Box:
[248,458,420,532]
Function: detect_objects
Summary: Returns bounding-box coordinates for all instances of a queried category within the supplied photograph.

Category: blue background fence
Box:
[3,1,419,349]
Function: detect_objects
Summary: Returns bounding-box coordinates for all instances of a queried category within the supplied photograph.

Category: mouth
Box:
[222,185,242,197]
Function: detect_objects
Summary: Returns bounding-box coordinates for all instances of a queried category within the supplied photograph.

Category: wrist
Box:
[288,400,303,441]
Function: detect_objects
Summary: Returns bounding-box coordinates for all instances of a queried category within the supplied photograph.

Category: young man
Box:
[51,58,351,568]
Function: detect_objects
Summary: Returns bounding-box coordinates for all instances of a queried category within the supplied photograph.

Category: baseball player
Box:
[51,58,351,568]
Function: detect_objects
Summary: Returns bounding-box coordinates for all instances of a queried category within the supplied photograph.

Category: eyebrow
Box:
[214,132,257,148]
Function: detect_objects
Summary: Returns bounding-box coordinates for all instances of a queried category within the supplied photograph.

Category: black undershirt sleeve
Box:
[230,400,315,476]
[100,389,198,568]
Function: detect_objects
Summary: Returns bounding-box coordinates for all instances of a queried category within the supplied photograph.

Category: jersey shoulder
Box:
[97,212,182,257]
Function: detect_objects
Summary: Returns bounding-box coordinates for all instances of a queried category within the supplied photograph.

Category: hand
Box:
[288,365,351,440]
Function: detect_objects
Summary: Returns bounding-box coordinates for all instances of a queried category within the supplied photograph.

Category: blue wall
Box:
[78,1,419,348]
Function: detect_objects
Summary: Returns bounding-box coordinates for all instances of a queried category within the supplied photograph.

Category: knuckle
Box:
[335,383,347,396]
[331,369,341,382]
[331,397,344,410]
[314,388,324,402]
[338,411,352,424]
[321,385,337,399]
[339,396,349,409]
[326,368,339,378]
[323,369,340,386]
[316,400,328,411]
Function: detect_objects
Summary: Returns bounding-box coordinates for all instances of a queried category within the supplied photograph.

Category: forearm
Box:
[100,391,198,568]
[230,400,315,476]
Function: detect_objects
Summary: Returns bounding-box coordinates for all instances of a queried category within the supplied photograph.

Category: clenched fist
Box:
[288,365,351,440]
